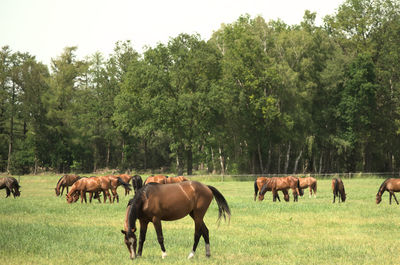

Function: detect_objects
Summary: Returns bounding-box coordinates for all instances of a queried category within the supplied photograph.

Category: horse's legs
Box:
[333,194,336,203]
[89,192,93,203]
[60,186,65,196]
[138,220,149,256]
[309,187,312,198]
[104,189,112,203]
[393,193,399,205]
[152,218,167,258]
[80,190,84,203]
[188,212,209,259]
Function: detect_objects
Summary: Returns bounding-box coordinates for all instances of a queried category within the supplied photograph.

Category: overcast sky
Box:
[0,0,344,66]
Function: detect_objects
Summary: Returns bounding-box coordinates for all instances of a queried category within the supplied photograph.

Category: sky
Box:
[0,0,344,66]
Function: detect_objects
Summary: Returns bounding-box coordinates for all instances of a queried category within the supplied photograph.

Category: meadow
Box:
[1,175,400,265]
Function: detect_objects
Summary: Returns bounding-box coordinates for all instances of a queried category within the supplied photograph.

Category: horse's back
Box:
[386,178,400,191]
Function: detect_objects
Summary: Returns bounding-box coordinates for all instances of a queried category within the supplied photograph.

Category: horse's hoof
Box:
[187,251,195,259]
[162,252,167,259]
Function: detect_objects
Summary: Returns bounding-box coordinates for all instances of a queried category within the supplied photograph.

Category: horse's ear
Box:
[131,228,136,233]
[121,230,126,235]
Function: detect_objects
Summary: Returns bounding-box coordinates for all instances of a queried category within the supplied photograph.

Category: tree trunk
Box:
[219,146,225,175]
[6,82,15,174]
[284,142,291,174]
[210,147,216,174]
[318,152,323,174]
[106,141,110,169]
[293,149,303,174]
[266,143,271,174]
[277,145,281,174]
[187,145,193,175]
[257,142,264,175]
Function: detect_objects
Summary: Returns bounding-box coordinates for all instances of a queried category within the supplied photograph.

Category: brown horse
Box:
[332,178,346,203]
[254,177,284,202]
[165,176,189,184]
[260,176,303,202]
[143,175,168,184]
[105,175,132,203]
[299,177,317,198]
[121,181,231,260]
[0,177,21,198]
[376,178,400,204]
[66,176,113,203]
[116,174,134,195]
[55,174,81,196]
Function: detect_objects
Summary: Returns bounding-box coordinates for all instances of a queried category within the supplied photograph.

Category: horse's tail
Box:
[208,185,231,223]
[254,179,259,201]
[118,177,132,191]
[297,178,304,196]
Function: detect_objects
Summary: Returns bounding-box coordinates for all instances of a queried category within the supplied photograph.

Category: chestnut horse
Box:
[260,176,303,202]
[0,177,21,198]
[121,181,231,260]
[165,176,189,184]
[332,178,346,203]
[299,177,317,198]
[143,175,168,184]
[376,178,400,205]
[55,174,81,196]
[66,176,113,203]
[254,177,284,202]
[116,174,134,195]
[131,175,143,194]
[106,175,132,203]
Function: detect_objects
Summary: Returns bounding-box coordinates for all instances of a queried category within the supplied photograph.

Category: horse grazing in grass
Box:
[143,175,169,184]
[55,174,81,196]
[0,177,21,198]
[66,176,113,203]
[332,178,346,203]
[131,175,143,194]
[165,176,189,184]
[116,174,135,196]
[106,175,132,203]
[254,177,283,202]
[299,177,317,198]
[260,176,302,202]
[376,178,400,205]
[121,181,231,260]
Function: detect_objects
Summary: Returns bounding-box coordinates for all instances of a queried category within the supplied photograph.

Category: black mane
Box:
[377,178,390,195]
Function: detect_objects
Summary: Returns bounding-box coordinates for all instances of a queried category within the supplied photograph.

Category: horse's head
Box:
[376,193,382,204]
[55,188,60,196]
[121,228,137,259]
[66,192,79,203]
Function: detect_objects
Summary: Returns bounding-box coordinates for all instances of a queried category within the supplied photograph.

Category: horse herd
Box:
[2,174,400,260]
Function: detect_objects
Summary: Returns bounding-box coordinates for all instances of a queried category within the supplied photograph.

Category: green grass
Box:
[1,175,400,264]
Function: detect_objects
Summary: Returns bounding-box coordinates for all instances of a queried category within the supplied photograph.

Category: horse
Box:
[131,175,143,194]
[143,175,169,184]
[260,176,303,202]
[106,175,132,203]
[332,178,346,203]
[254,177,283,202]
[376,178,400,205]
[66,176,113,204]
[165,176,189,184]
[0,177,21,198]
[298,177,317,198]
[121,181,231,260]
[116,174,134,195]
[55,174,81,196]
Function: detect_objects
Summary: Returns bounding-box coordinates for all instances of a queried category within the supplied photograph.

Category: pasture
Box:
[1,175,400,264]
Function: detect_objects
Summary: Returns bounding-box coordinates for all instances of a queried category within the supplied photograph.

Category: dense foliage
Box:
[1,0,399,175]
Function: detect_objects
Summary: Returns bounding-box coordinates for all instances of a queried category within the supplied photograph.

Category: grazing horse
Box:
[131,175,143,194]
[106,175,132,203]
[376,178,400,205]
[143,175,168,184]
[55,174,81,196]
[254,177,284,202]
[299,177,317,198]
[121,181,231,260]
[0,177,21,198]
[66,176,113,204]
[332,178,346,203]
[260,176,303,202]
[116,174,134,196]
[165,176,189,184]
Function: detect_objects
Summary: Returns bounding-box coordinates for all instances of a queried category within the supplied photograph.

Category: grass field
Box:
[1,175,400,264]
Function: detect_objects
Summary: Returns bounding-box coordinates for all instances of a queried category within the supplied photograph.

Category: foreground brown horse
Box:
[144,175,168,184]
[0,177,21,198]
[376,178,400,204]
[254,177,284,202]
[259,176,303,202]
[299,177,317,198]
[55,174,81,196]
[66,176,113,203]
[121,181,231,260]
[332,178,346,203]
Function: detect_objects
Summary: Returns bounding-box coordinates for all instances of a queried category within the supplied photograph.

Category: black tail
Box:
[207,185,231,223]
[297,178,304,196]
[118,177,132,191]
[254,179,259,201]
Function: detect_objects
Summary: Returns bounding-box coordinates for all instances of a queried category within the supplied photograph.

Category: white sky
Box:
[0,0,344,66]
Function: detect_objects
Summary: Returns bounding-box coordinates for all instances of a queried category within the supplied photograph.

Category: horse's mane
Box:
[127,183,158,234]
[56,176,64,186]
[377,178,390,195]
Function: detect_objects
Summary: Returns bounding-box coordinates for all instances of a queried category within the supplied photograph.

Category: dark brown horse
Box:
[0,177,21,198]
[121,181,231,260]
[332,178,346,203]
[254,177,284,202]
[66,176,113,203]
[299,177,317,198]
[131,175,143,194]
[260,176,303,202]
[376,178,400,204]
[143,175,168,184]
[55,174,81,196]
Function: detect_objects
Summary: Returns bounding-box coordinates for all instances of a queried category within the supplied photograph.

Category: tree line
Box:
[1,0,400,175]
